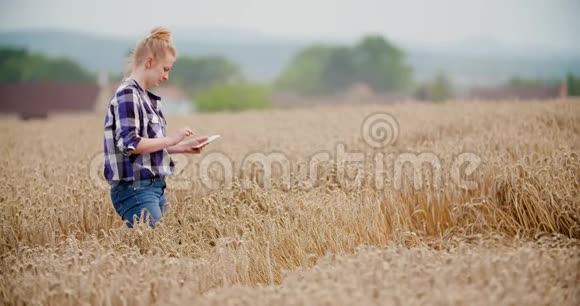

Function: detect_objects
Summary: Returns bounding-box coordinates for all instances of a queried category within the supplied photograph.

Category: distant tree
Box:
[275,35,414,95]
[167,55,243,93]
[0,47,94,82]
[567,73,580,96]
[0,48,28,81]
[0,48,28,64]
[320,47,357,92]
[352,35,413,92]
[429,72,453,103]
[415,71,453,103]
[22,55,94,82]
[274,45,334,94]
[508,75,557,88]
[195,83,271,112]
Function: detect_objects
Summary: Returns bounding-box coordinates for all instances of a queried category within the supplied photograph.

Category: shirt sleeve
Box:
[112,87,142,156]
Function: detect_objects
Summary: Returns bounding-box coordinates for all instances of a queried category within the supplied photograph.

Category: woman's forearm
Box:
[132,137,174,155]
[166,143,184,154]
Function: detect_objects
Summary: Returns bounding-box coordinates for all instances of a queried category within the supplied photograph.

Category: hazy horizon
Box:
[1,0,579,52]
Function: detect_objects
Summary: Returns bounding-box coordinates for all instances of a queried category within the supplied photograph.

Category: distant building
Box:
[0,82,100,119]
[466,82,567,101]
[153,85,195,114]
[97,71,110,88]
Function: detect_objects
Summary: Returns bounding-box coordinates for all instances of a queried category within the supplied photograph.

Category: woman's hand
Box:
[170,136,209,154]
[168,127,194,146]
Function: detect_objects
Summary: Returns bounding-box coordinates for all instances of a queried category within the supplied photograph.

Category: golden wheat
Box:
[0,99,579,305]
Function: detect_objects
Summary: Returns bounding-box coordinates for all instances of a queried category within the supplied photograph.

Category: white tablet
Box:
[192,134,221,149]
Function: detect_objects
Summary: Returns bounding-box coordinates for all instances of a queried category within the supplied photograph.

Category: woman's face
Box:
[144,51,176,88]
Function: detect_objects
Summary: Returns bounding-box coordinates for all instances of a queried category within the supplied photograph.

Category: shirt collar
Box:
[128,78,161,102]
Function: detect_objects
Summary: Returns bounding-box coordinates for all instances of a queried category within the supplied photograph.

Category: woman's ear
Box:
[145,56,153,69]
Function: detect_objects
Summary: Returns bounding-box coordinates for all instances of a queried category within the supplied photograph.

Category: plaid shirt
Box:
[103,79,174,182]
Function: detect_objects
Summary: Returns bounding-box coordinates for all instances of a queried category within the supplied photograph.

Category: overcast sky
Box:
[1,0,579,50]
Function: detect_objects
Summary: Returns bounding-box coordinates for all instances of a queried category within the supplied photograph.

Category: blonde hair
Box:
[125,26,176,75]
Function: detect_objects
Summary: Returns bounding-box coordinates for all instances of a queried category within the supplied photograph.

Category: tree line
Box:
[2,37,579,111]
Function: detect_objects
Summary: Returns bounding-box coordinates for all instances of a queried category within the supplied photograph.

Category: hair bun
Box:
[149,26,172,41]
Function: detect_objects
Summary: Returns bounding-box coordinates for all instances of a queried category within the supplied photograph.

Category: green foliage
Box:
[321,47,357,92]
[275,35,413,95]
[168,55,243,92]
[195,83,272,112]
[508,75,558,88]
[274,46,334,95]
[0,47,94,82]
[0,49,27,81]
[567,73,580,96]
[352,35,413,92]
[415,71,453,103]
[429,72,453,103]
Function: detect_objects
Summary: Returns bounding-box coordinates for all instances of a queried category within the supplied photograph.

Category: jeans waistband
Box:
[110,176,165,188]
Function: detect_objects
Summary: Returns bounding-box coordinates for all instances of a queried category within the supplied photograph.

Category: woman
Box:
[103,26,206,228]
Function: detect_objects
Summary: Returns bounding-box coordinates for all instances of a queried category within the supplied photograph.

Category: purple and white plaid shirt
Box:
[103,79,174,182]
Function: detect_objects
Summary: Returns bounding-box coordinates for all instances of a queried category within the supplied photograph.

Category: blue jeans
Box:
[110,177,168,228]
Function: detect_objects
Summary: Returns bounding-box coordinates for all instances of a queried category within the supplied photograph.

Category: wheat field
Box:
[1,100,579,305]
